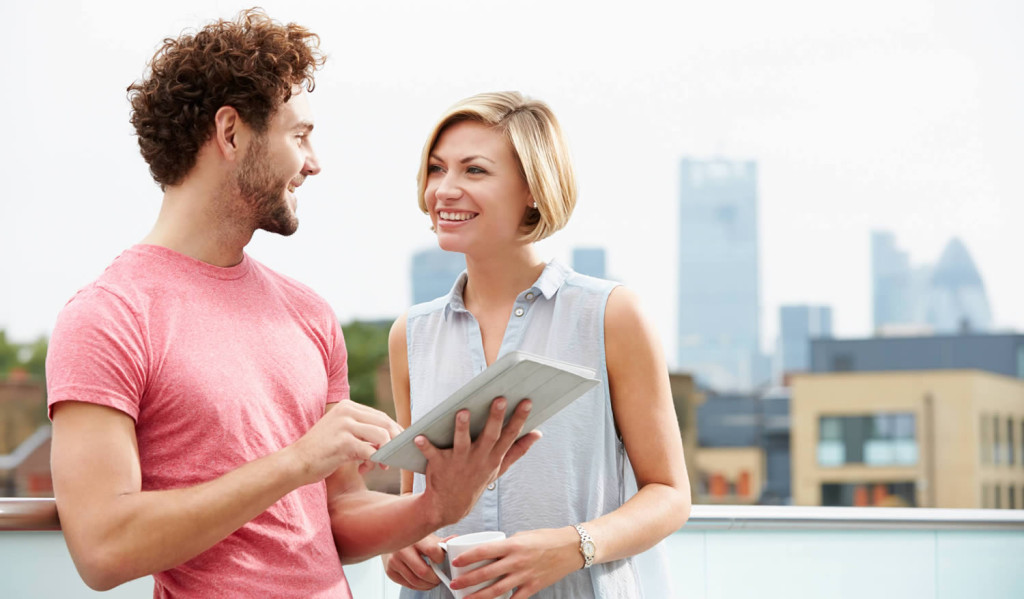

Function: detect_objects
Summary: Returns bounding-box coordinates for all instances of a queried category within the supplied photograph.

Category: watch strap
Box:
[574,523,595,569]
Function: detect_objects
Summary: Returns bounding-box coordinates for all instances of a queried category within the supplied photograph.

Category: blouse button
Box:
[514,307,525,317]
[525,292,535,301]
[487,482,496,491]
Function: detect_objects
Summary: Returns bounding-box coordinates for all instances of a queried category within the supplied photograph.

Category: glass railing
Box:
[2,498,1023,598]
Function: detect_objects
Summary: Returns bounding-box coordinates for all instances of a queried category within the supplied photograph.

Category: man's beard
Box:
[235,135,298,236]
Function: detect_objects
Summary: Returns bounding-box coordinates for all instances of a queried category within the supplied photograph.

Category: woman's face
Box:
[424,120,533,255]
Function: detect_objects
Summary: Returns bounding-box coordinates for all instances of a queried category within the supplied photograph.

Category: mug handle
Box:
[424,541,454,590]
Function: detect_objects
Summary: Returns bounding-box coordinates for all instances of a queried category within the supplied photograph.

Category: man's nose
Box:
[303,144,321,176]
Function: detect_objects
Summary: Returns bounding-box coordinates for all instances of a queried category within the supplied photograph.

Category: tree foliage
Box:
[0,330,48,382]
[341,320,392,407]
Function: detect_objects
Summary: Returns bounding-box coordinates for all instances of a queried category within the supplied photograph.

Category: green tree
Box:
[0,330,19,376]
[22,336,49,382]
[0,330,48,380]
[341,320,392,407]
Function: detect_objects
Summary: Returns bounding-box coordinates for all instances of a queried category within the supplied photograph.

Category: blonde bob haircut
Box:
[417,91,576,243]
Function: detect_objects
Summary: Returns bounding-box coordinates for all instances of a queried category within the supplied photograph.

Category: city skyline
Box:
[2,0,1022,371]
[677,158,766,391]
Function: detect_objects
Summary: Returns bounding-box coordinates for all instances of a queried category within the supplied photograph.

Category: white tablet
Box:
[370,350,600,474]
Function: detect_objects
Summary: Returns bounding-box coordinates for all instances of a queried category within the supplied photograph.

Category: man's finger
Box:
[414,435,440,461]
[451,409,473,453]
[343,421,393,449]
[475,397,507,448]
[495,399,532,449]
[335,400,405,438]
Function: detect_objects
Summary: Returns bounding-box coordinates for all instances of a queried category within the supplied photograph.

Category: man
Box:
[45,9,538,597]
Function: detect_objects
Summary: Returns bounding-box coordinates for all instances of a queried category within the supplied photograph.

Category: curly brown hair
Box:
[127,8,326,188]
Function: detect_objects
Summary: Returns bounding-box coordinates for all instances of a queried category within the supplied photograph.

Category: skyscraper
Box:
[775,305,833,379]
[410,247,465,305]
[871,232,992,334]
[572,247,606,279]
[927,238,993,333]
[677,158,766,392]
[871,231,928,333]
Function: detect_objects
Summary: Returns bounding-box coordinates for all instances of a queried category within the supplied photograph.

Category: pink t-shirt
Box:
[47,245,353,598]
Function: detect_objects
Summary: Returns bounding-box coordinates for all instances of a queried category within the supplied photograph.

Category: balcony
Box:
[2,499,1023,597]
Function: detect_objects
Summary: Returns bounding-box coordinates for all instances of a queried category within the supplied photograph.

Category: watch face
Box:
[582,540,596,557]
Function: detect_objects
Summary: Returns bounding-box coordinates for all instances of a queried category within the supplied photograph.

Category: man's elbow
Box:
[70,545,140,591]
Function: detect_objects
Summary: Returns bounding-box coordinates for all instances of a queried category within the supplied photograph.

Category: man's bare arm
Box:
[51,399,400,590]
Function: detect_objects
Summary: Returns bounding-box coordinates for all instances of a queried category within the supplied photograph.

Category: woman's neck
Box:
[462,244,546,312]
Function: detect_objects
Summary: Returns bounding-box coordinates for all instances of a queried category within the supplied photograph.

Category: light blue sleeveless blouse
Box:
[401,260,670,599]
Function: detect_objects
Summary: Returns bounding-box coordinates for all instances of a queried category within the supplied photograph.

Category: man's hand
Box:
[417,397,541,527]
[288,400,404,485]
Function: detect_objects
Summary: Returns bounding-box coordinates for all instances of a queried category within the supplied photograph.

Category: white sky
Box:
[2,0,1022,367]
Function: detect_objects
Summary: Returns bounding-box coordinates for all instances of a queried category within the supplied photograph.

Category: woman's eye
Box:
[467,166,486,175]
[427,164,445,174]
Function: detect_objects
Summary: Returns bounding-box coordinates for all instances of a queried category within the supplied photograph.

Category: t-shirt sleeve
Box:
[325,315,350,404]
[46,285,148,421]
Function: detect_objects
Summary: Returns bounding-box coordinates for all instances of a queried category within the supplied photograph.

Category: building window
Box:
[817,414,917,467]
[994,415,1001,465]
[982,484,990,508]
[1010,485,1017,510]
[821,482,916,507]
[818,417,845,466]
[994,484,1002,509]
[981,414,992,465]
[1010,417,1017,466]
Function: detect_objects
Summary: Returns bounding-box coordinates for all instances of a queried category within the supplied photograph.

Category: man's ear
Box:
[213,106,244,161]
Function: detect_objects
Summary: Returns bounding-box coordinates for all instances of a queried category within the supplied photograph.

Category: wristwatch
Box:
[574,524,596,569]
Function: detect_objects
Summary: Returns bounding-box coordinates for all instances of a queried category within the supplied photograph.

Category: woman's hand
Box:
[382,533,446,590]
[448,526,582,599]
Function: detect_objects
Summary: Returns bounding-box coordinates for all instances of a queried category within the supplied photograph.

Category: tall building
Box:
[927,238,993,333]
[410,247,465,305]
[775,305,832,379]
[677,158,766,392]
[871,232,992,334]
[571,247,606,279]
[871,231,918,331]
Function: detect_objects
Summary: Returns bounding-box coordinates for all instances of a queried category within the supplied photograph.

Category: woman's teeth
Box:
[439,211,476,221]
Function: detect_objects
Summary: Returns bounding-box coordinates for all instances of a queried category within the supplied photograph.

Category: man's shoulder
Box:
[248,257,335,314]
[59,247,149,311]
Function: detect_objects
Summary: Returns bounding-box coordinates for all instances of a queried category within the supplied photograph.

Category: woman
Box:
[384,91,690,598]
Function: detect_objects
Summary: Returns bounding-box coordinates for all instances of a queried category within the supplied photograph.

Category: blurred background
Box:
[2,0,1022,510]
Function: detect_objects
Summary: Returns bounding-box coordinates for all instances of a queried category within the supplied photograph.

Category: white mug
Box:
[426,531,512,599]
